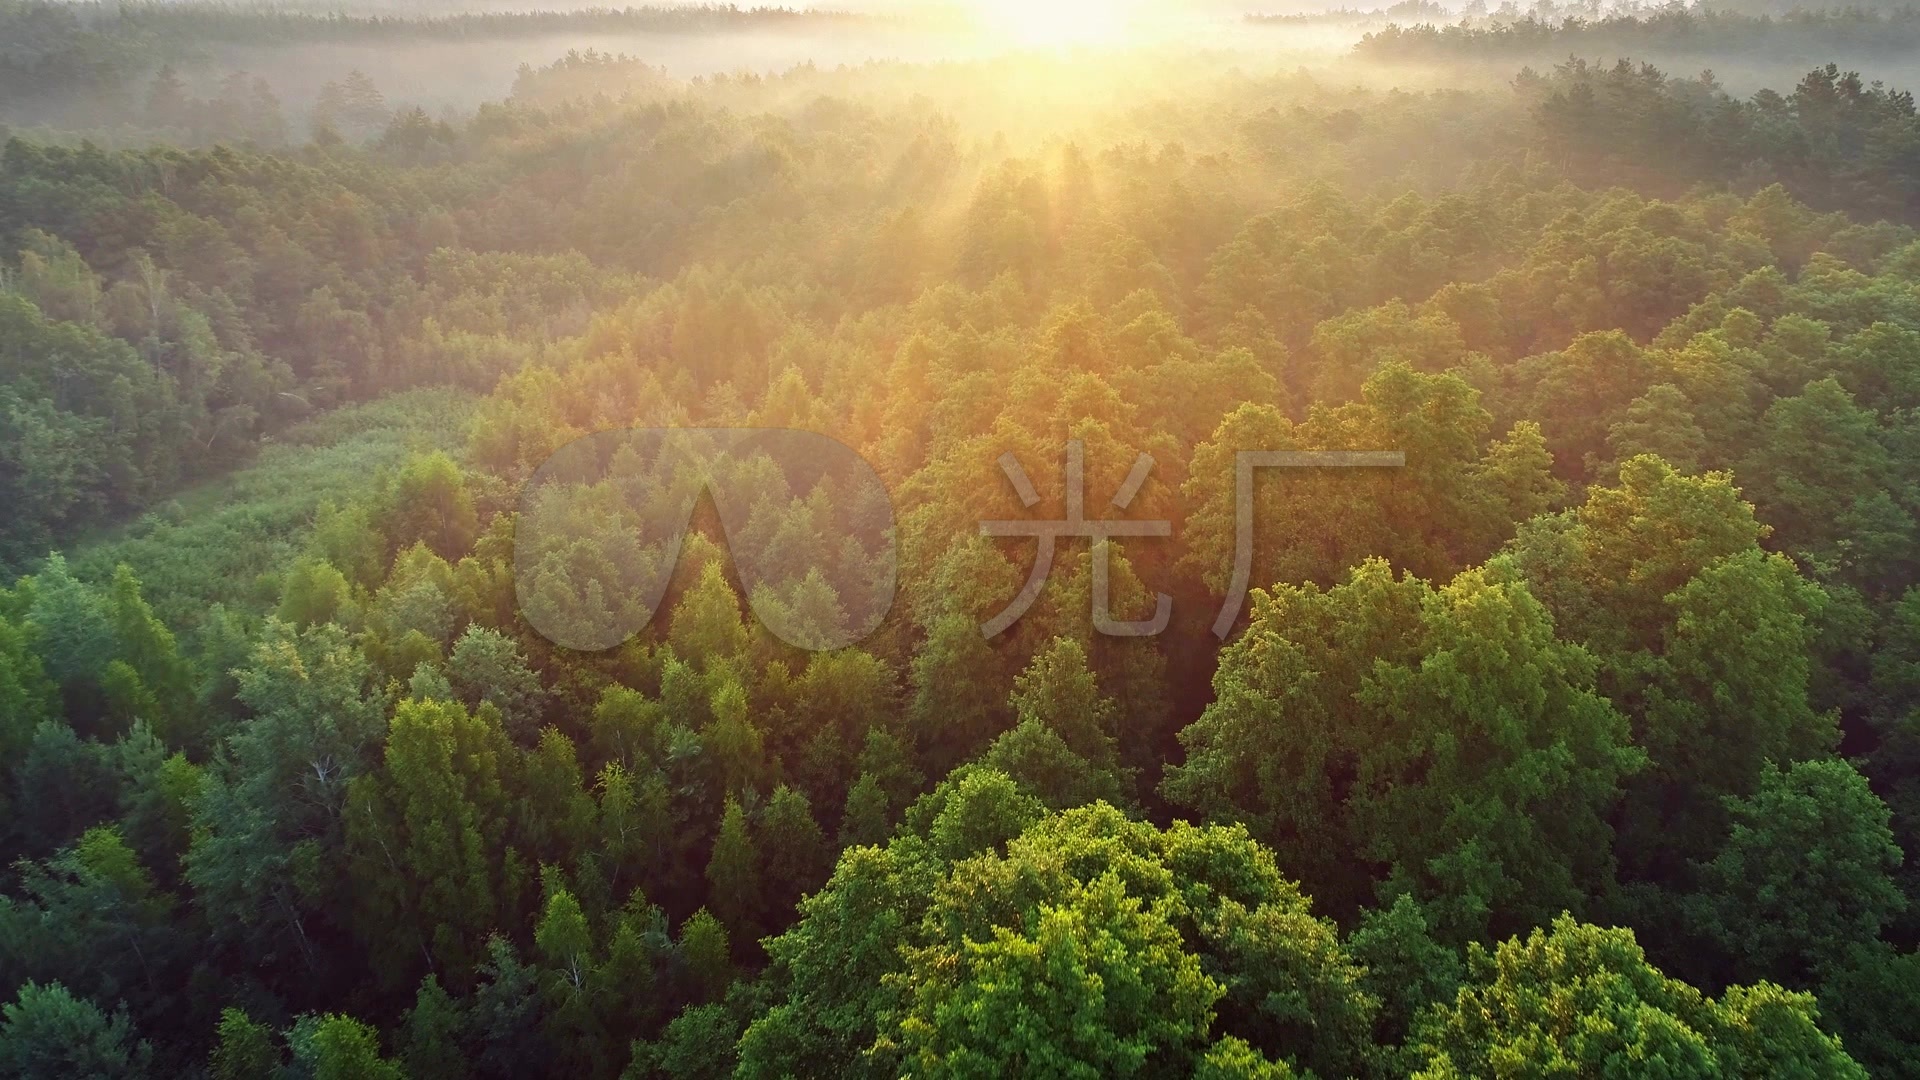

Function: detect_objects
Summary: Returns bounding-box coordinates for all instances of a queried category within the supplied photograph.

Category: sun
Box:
[966,0,1142,48]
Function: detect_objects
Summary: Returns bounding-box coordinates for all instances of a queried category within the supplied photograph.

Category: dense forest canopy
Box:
[3,0,1920,1076]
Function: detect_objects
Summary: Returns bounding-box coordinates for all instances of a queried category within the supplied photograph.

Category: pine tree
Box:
[0,982,151,1078]
[839,773,892,848]
[678,910,732,1004]
[703,678,765,796]
[399,976,467,1080]
[536,887,609,1075]
[144,65,191,128]
[210,1008,279,1080]
[1009,636,1118,767]
[760,785,829,920]
[298,1014,403,1080]
[670,561,750,673]
[706,797,761,942]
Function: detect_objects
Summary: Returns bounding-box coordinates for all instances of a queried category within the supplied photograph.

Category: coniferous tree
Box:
[706,797,761,943]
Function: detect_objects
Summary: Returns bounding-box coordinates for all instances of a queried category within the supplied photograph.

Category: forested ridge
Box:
[2,12,1920,1078]
[1352,6,1920,57]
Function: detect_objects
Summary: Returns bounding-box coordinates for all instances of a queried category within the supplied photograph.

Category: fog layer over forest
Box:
[15,0,1920,141]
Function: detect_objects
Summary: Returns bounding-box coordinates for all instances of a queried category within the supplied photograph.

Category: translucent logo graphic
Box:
[978,444,1404,640]
[981,439,1172,639]
[514,428,898,653]
[1210,450,1404,637]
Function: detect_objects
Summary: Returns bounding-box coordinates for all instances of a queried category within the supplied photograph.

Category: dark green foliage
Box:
[745,798,1377,1079]
[447,627,548,743]
[838,773,893,849]
[183,620,388,1004]
[2,30,1920,1079]
[291,1013,404,1080]
[1347,896,1463,1068]
[209,1008,278,1080]
[1411,916,1866,1078]
[628,1003,742,1080]
[0,827,182,1039]
[466,935,550,1079]
[1818,942,1920,1079]
[759,785,829,923]
[1690,759,1905,985]
[1165,559,1641,938]
[0,981,152,1079]
[705,798,761,945]
[398,976,467,1080]
[0,294,187,569]
[677,911,732,1006]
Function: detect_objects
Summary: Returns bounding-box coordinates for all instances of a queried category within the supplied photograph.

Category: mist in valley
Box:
[13,0,1920,151]
[2,1,1370,141]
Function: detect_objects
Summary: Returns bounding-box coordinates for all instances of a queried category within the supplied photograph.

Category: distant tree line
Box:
[0,0,874,128]
[1354,6,1920,60]
[1517,58,1920,222]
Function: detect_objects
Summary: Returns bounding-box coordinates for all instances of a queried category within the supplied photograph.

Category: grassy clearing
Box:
[68,389,476,627]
